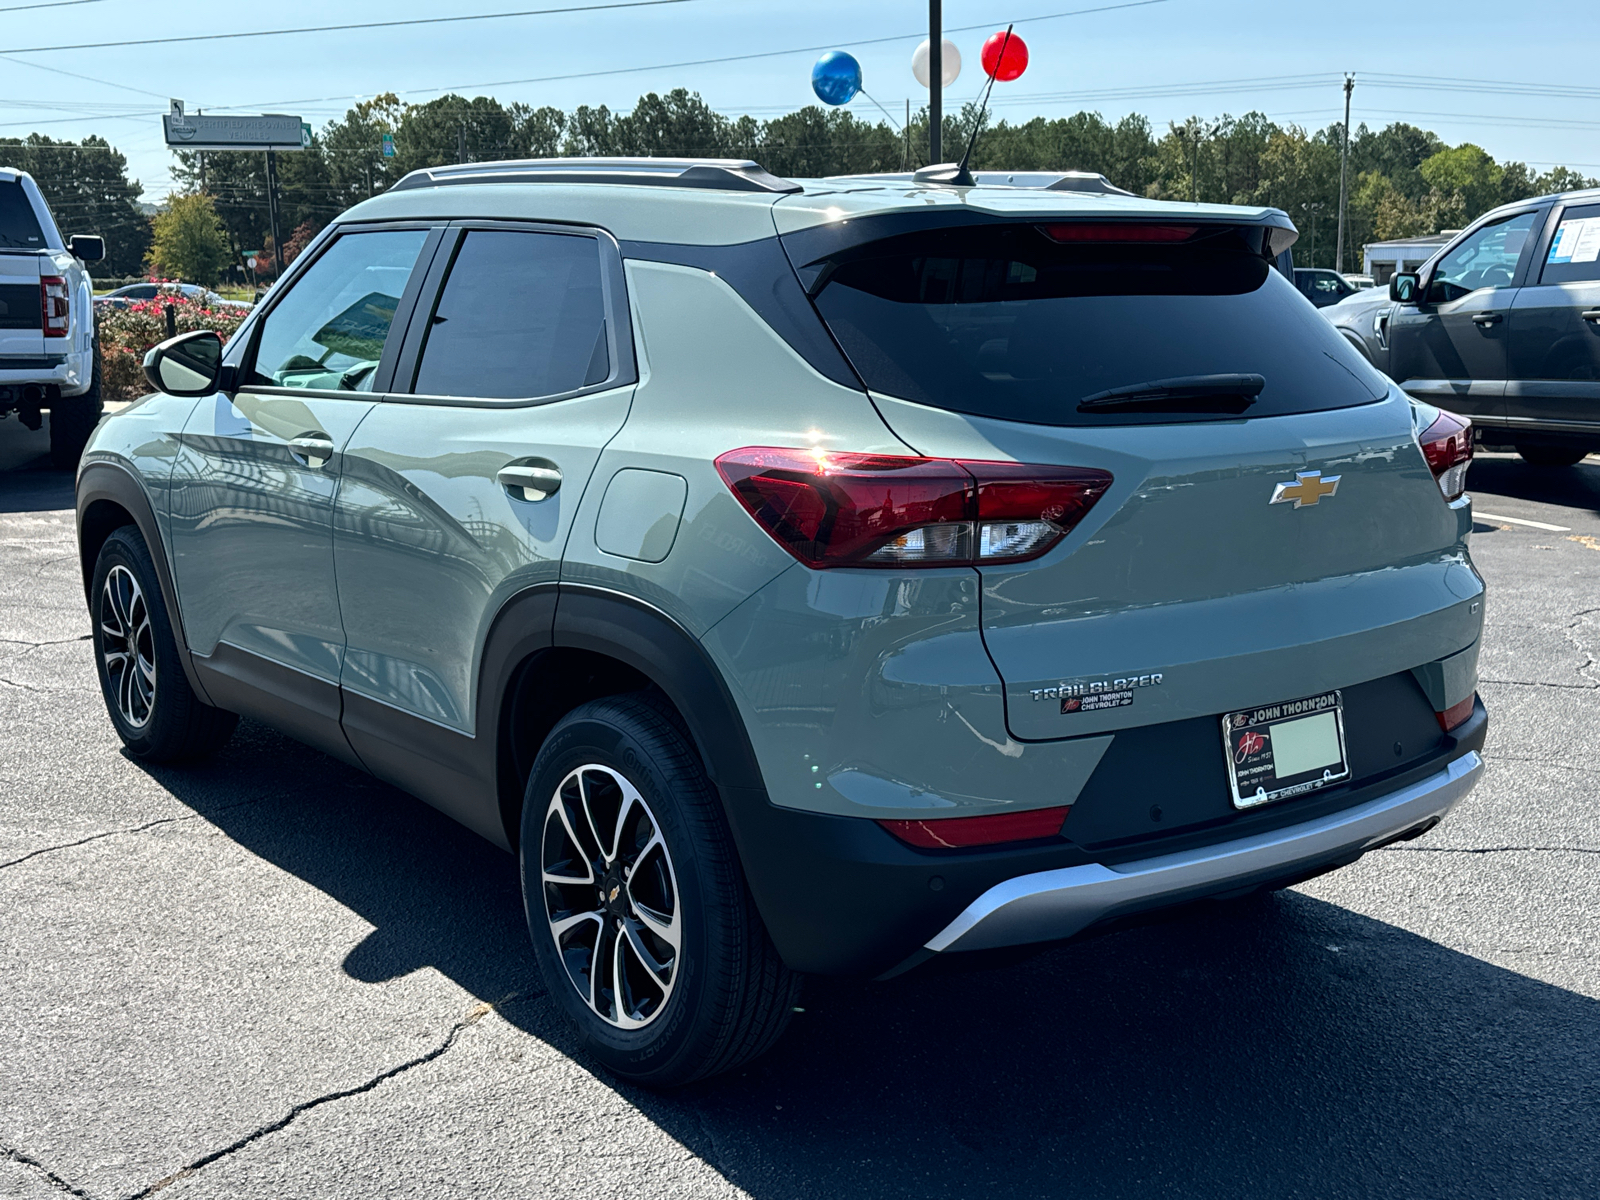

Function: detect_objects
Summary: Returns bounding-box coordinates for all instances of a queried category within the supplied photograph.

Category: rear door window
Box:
[409,230,609,401]
[1541,203,1600,284]
[808,222,1388,426]
[0,181,45,249]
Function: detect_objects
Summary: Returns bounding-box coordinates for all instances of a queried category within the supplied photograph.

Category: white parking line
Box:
[1474,511,1572,532]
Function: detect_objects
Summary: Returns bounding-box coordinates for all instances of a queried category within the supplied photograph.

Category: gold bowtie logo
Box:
[608,885,620,903]
[1270,470,1340,508]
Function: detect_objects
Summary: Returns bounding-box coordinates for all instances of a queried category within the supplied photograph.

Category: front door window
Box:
[1428,213,1537,302]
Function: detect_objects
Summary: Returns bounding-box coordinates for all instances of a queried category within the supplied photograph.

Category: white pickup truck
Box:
[1,167,105,468]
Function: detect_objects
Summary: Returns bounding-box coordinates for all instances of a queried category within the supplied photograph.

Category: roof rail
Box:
[835,168,1136,197]
[389,157,802,195]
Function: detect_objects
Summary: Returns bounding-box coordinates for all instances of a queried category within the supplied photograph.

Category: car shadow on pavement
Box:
[140,719,1597,1200]
[0,459,74,514]
[1469,453,1600,513]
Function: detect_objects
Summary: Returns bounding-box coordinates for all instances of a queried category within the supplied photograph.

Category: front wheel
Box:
[1516,445,1590,468]
[520,692,800,1086]
[90,527,238,761]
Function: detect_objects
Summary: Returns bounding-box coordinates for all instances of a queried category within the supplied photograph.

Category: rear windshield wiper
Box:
[1077,373,1265,415]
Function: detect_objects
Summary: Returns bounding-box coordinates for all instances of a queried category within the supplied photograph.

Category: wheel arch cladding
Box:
[76,462,215,705]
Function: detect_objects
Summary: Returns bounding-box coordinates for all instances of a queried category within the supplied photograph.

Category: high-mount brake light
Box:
[1418,408,1472,501]
[1040,223,1197,243]
[40,275,69,338]
[714,448,1112,569]
[878,806,1071,849]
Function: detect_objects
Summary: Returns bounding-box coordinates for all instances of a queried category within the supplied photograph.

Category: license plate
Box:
[1221,690,1350,810]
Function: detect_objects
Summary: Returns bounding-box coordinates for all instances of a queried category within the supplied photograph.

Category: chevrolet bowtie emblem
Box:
[1270,470,1340,508]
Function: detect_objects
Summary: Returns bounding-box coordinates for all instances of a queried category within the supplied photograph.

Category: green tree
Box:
[0,134,150,275]
[146,192,232,285]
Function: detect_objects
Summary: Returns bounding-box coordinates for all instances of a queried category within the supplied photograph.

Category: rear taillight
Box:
[878,806,1070,849]
[1418,408,1472,502]
[1436,694,1476,732]
[714,448,1112,569]
[40,276,69,338]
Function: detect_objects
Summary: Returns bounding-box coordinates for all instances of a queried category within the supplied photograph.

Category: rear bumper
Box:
[923,750,1481,956]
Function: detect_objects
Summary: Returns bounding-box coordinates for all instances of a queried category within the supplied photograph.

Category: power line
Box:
[0,0,699,56]
[0,52,171,99]
[0,0,110,12]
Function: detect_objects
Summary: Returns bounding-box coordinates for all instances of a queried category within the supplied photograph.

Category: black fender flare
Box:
[76,459,215,705]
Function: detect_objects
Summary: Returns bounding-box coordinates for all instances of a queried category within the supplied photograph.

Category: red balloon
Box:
[981,30,1029,81]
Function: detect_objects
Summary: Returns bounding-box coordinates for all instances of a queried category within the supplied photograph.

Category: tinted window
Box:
[0,181,45,249]
[810,223,1387,426]
[1540,204,1600,284]
[122,285,159,299]
[250,229,428,391]
[411,230,608,400]
[1428,212,1536,301]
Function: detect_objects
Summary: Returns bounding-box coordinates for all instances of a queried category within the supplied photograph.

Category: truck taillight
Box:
[1418,408,1472,502]
[40,276,69,338]
[714,447,1112,569]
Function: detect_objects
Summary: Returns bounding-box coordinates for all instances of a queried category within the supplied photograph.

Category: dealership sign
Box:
[164,100,308,151]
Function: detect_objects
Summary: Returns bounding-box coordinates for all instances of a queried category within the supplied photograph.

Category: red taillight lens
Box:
[1436,694,1476,732]
[1040,223,1197,243]
[714,448,1112,568]
[1418,408,1472,502]
[40,275,69,338]
[878,806,1070,849]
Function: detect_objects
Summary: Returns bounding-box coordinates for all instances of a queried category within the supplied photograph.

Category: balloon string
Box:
[856,87,903,132]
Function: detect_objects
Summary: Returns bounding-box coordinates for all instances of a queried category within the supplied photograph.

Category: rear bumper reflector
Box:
[1436,694,1476,732]
[878,806,1071,849]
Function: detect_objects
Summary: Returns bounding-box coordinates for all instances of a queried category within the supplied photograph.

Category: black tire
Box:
[520,691,800,1086]
[1516,444,1590,468]
[90,526,238,762]
[49,338,104,470]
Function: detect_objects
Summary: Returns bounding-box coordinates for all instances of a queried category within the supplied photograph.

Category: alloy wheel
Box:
[100,565,156,729]
[540,764,681,1029]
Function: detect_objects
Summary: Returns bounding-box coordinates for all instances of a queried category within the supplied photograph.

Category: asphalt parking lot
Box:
[2,414,1596,1200]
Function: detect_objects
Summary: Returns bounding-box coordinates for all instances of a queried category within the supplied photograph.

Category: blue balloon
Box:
[812,51,862,106]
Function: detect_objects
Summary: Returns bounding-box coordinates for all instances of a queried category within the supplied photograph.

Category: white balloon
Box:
[911,38,961,89]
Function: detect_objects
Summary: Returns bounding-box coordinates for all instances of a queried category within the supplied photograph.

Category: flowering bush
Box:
[98,291,251,400]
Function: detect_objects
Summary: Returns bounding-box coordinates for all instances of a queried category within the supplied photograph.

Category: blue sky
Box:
[0,0,1594,201]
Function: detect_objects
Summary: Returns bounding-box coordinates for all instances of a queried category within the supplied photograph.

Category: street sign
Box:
[381,132,395,159]
[163,109,306,151]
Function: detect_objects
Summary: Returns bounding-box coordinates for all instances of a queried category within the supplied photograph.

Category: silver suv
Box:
[76,158,1487,1085]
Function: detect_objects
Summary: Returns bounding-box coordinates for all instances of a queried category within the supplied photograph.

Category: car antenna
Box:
[948,24,1013,187]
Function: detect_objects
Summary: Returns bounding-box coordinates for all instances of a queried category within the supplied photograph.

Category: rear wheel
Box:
[520,692,800,1086]
[1516,445,1590,467]
[91,527,238,761]
[50,339,104,471]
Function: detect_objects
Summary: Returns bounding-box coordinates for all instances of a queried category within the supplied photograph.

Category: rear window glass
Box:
[1541,204,1600,285]
[809,223,1388,425]
[0,181,46,249]
[410,230,609,401]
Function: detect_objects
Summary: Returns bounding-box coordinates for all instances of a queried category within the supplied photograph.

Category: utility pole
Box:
[264,150,284,279]
[1336,74,1354,275]
[458,122,468,165]
[904,98,911,171]
[929,0,942,164]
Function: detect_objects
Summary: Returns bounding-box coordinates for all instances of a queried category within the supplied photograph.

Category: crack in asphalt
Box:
[0,802,261,871]
[125,994,530,1200]
[1380,844,1600,856]
[1484,752,1600,774]
[0,635,90,650]
[2,1142,97,1199]
[1477,676,1600,691]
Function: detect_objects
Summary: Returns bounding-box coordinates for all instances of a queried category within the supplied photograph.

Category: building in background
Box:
[1362,232,1459,284]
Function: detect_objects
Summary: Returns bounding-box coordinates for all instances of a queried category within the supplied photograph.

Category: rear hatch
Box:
[0,179,46,357]
[794,215,1481,742]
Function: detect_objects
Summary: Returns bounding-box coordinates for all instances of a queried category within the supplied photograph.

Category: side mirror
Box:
[142,330,224,397]
[1389,272,1420,304]
[68,234,105,263]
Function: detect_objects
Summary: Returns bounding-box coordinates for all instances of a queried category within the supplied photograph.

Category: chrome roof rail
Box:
[389,157,802,195]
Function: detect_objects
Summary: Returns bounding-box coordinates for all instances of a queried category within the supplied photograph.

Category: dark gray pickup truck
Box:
[1326,187,1600,466]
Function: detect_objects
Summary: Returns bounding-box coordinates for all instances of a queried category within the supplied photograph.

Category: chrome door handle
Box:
[288,433,335,467]
[1471,313,1503,327]
[1581,309,1600,324]
[498,464,562,502]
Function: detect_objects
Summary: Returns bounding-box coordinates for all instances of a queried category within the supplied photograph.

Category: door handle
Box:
[498,463,562,502]
[1471,313,1503,327]
[1582,309,1600,324]
[287,433,335,467]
